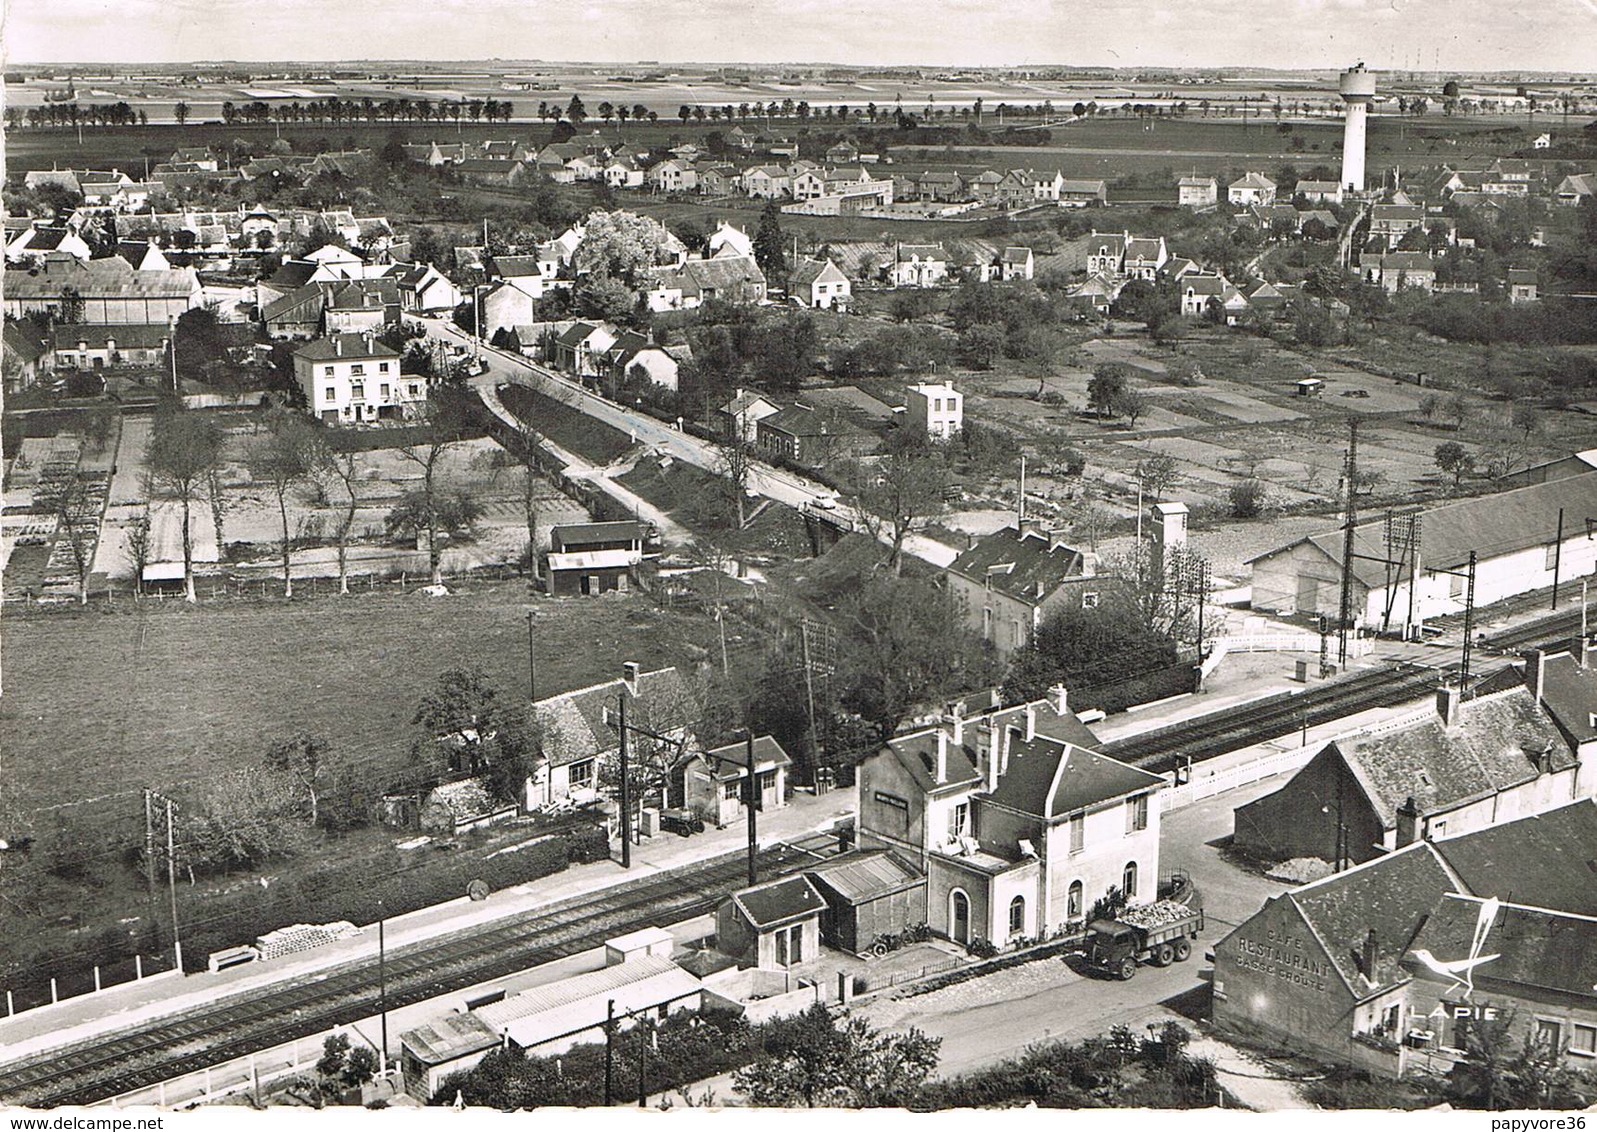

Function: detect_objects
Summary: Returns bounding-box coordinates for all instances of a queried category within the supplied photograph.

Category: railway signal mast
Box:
[1337,420,1360,668]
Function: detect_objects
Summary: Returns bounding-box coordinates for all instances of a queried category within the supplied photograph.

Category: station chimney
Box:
[1339,63,1377,194]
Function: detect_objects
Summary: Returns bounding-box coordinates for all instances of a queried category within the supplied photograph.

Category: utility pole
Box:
[1460,550,1477,692]
[745,729,759,887]
[1337,420,1360,668]
[603,999,615,1105]
[1552,508,1565,610]
[378,902,388,1072]
[144,789,157,913]
[637,1016,649,1108]
[800,619,818,780]
[164,794,182,971]
[617,695,631,869]
[525,610,537,700]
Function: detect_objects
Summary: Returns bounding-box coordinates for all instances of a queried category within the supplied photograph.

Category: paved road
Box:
[429,319,959,567]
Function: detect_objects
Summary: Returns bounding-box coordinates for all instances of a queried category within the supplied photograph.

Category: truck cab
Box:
[1086,921,1142,981]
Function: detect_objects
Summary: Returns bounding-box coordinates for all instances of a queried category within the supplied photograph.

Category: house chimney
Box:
[1024,704,1036,742]
[1360,928,1379,980]
[1000,725,1018,778]
[946,700,965,746]
[980,721,999,793]
[1572,636,1591,671]
[1436,685,1462,728]
[1395,796,1421,848]
[1048,684,1069,716]
[935,731,948,784]
[334,336,343,356]
[1525,648,1548,704]
[622,661,640,695]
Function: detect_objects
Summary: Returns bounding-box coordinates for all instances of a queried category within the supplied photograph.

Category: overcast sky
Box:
[6,0,1595,72]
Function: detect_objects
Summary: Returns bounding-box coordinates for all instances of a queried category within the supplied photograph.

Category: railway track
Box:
[0,835,836,1109]
[1103,662,1455,773]
[1482,608,1586,653]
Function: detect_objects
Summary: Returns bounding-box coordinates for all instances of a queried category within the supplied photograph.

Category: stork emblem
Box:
[1411,897,1501,999]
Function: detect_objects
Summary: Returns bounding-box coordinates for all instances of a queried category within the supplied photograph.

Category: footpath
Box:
[0,787,856,1067]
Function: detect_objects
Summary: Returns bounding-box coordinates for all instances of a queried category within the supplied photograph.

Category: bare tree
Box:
[851,437,950,577]
[53,473,100,604]
[714,432,757,529]
[248,410,316,597]
[148,408,225,603]
[498,419,546,585]
[123,509,153,594]
[310,438,363,595]
[396,389,474,585]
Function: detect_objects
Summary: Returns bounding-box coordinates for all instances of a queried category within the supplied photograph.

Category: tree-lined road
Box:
[431,319,959,567]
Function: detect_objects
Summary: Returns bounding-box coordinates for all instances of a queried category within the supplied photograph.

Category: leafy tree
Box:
[1088,363,1131,419]
[754,313,818,393]
[123,509,153,593]
[732,1003,940,1108]
[1136,452,1179,500]
[148,407,225,603]
[1229,478,1268,518]
[385,488,481,543]
[248,410,317,597]
[571,209,675,288]
[1434,440,1474,487]
[1116,387,1149,427]
[566,95,586,123]
[182,766,307,874]
[753,201,787,282]
[411,670,541,804]
[573,271,636,322]
[1004,584,1180,704]
[264,733,332,827]
[959,323,1006,368]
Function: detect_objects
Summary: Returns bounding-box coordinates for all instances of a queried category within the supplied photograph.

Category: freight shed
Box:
[807,851,927,955]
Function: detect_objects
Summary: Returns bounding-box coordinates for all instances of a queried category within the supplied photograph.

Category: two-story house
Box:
[1176,175,1218,209]
[888,244,948,288]
[904,380,963,439]
[947,521,1099,657]
[857,688,1164,946]
[1227,172,1278,207]
[292,333,412,424]
[788,258,851,309]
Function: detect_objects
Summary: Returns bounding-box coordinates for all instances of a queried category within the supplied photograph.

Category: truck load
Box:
[1084,879,1204,981]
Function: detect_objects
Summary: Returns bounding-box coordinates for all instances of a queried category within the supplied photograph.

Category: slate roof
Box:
[3,321,48,365]
[984,734,1162,820]
[1433,797,1597,916]
[1507,268,1539,286]
[1404,894,1597,999]
[262,284,325,324]
[947,524,1091,605]
[324,277,399,311]
[1288,842,1456,993]
[730,875,827,929]
[554,321,607,349]
[551,520,646,548]
[490,254,546,278]
[700,736,792,781]
[1230,172,1276,190]
[1532,652,1597,753]
[1372,204,1426,224]
[51,323,169,350]
[426,776,499,821]
[293,334,401,362]
[4,255,198,301]
[262,260,321,292]
[808,851,923,905]
[1295,180,1341,194]
[1177,175,1216,188]
[1124,237,1165,262]
[678,256,766,295]
[1058,179,1107,195]
[788,258,844,288]
[758,404,861,439]
[531,666,692,769]
[1333,688,1573,826]
[1249,475,1597,586]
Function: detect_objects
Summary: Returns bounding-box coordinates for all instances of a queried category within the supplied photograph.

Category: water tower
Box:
[1339,63,1377,194]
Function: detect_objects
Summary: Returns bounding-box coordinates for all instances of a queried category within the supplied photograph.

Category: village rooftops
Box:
[1531,649,1597,753]
[5,255,198,300]
[1231,172,1277,189]
[293,334,401,362]
[1247,475,1597,587]
[984,734,1164,821]
[1507,268,1539,286]
[51,324,170,351]
[729,875,828,930]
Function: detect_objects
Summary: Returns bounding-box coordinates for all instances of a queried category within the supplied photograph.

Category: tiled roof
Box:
[552,520,647,547]
[885,731,982,794]
[1289,842,1456,993]
[679,256,765,293]
[292,333,401,361]
[731,875,827,928]
[51,323,169,350]
[263,284,326,323]
[1533,651,1597,752]
[531,666,691,769]
[1434,797,1597,916]
[701,735,792,781]
[757,403,862,439]
[426,776,498,820]
[1404,894,1597,999]
[1506,268,1538,286]
[788,258,843,288]
[1334,688,1573,824]
[1259,475,1597,587]
[4,255,197,300]
[985,734,1162,819]
[947,524,1090,605]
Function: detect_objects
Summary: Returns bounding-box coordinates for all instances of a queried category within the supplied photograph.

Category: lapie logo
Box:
[1411,896,1501,999]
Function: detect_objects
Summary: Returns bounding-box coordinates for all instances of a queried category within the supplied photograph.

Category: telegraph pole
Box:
[617,696,631,869]
[1337,420,1360,668]
[745,729,759,887]
[164,795,182,971]
[1460,550,1477,691]
[525,610,537,700]
[603,999,615,1105]
[378,903,388,1071]
[1552,508,1565,611]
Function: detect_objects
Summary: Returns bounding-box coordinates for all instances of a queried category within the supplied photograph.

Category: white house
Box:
[292,333,416,425]
[788,258,850,309]
[1176,175,1218,209]
[905,380,963,439]
[888,244,948,288]
[707,221,755,259]
[1227,172,1278,206]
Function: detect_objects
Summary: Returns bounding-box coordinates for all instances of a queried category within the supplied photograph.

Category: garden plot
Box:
[1307,369,1426,415]
[1183,382,1305,425]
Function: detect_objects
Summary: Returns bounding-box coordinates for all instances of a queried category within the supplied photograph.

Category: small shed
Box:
[806,851,927,954]
[684,735,792,828]
[716,875,826,969]
[605,926,675,965]
[399,1012,499,1102]
[1296,377,1324,397]
[419,777,516,834]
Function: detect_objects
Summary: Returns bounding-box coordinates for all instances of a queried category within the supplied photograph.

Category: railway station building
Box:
[1233,659,1597,866]
[1246,474,1597,637]
[855,687,1165,949]
[1214,799,1597,1079]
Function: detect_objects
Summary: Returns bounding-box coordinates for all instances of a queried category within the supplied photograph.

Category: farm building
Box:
[545,520,648,597]
[1246,475,1597,637]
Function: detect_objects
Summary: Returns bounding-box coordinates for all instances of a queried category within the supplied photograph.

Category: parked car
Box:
[659,808,705,837]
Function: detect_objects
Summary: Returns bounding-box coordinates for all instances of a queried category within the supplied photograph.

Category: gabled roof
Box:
[425,776,499,820]
[1001,246,1033,265]
[1332,688,1573,826]
[1371,204,1425,223]
[1249,475,1597,587]
[1177,174,1216,187]
[400,1011,499,1066]
[531,666,691,769]
[51,323,169,350]
[1295,180,1342,193]
[947,524,1090,605]
[1533,651,1597,753]
[885,730,983,794]
[1506,268,1539,286]
[730,875,827,929]
[1124,237,1165,262]
[263,283,326,323]
[679,256,765,294]
[1433,797,1597,916]
[700,735,792,781]
[985,734,1162,820]
[1230,172,1276,189]
[3,320,48,364]
[554,320,608,349]
[895,243,946,262]
[788,258,845,288]
[3,255,198,301]
[720,389,778,416]
[1287,842,1456,994]
[757,403,862,439]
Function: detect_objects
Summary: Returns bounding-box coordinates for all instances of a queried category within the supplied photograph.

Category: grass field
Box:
[499,383,634,465]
